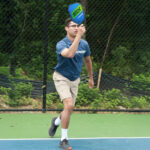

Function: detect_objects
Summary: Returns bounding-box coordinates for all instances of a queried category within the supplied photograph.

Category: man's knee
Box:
[63,98,74,112]
[68,103,74,112]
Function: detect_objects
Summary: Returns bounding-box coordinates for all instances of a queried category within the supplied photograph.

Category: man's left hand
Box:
[88,78,94,89]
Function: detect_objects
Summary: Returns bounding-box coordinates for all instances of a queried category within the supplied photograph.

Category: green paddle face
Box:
[72,5,83,19]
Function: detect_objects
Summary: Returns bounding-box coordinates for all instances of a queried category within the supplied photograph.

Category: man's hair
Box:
[65,18,72,27]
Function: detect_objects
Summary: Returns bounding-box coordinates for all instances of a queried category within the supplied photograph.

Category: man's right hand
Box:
[77,24,86,37]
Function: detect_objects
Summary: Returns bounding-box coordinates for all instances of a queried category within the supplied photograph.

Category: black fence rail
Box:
[0,74,55,98]
[98,72,150,97]
[1,72,150,98]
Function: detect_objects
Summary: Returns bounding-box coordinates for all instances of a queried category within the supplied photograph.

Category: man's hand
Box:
[77,24,86,37]
[88,77,94,89]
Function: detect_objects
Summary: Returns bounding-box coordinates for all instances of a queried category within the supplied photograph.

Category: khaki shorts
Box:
[53,71,80,105]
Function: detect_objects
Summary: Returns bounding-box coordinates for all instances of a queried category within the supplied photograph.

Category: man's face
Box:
[65,21,80,37]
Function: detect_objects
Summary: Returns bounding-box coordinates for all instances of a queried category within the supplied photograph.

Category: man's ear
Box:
[65,26,68,32]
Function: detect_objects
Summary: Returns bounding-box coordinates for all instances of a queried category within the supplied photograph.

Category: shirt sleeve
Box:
[84,42,91,57]
[56,41,67,55]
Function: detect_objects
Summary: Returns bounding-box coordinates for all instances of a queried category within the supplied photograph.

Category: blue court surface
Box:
[0,138,150,150]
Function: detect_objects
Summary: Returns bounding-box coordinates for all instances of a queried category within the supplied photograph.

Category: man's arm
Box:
[61,25,86,58]
[61,34,81,58]
[84,56,94,89]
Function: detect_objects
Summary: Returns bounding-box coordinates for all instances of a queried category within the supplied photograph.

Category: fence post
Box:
[9,0,16,76]
[42,0,49,113]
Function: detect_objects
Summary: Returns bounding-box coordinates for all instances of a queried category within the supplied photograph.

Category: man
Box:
[49,18,94,150]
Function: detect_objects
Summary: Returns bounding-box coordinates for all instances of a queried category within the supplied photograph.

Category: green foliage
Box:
[91,98,102,109]
[18,96,32,106]
[130,44,150,75]
[130,96,148,108]
[0,86,11,95]
[12,82,32,98]
[0,53,10,66]
[1,81,149,109]
[145,96,150,103]
[1,82,32,107]
[32,101,40,109]
[24,56,44,80]
[45,85,150,110]
[0,67,10,76]
[104,46,132,78]
[100,89,122,109]
[1,0,150,80]
[56,103,64,110]
[81,57,100,75]
[0,0,77,80]
[131,73,150,90]
[15,40,56,80]
[87,0,150,77]
[46,92,59,108]
[46,92,64,109]
[76,83,101,107]
[0,67,32,80]
[120,97,132,109]
[16,41,44,80]
[132,72,150,83]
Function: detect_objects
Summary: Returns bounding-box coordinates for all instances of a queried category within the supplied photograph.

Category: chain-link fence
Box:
[0,0,150,112]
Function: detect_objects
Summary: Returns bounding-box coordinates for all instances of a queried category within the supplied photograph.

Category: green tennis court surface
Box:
[0,113,150,138]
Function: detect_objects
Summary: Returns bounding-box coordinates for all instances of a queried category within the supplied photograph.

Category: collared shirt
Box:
[54,36,91,81]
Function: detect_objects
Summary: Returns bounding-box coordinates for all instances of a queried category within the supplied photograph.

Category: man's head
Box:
[65,18,81,38]
[65,18,73,27]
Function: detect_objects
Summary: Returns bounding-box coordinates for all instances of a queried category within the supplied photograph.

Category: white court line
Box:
[0,137,150,141]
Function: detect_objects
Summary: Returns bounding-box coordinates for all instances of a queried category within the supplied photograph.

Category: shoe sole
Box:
[61,147,72,150]
[59,144,72,150]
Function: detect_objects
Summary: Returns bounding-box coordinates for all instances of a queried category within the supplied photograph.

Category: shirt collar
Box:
[64,35,81,45]
[63,36,71,45]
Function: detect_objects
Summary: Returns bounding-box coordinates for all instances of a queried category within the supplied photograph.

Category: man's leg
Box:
[49,71,71,137]
[58,97,73,150]
[60,97,74,140]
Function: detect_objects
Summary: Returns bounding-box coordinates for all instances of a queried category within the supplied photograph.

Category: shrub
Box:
[130,96,148,108]
[104,46,132,78]
[14,82,32,97]
[32,100,42,109]
[56,103,64,110]
[44,85,150,110]
[131,73,150,91]
[102,98,120,109]
[0,66,10,76]
[101,89,124,109]
[46,92,59,108]
[0,86,11,95]
[1,82,32,107]
[19,97,32,106]
[120,97,132,109]
[145,96,150,103]
[91,98,102,109]
[0,53,10,66]
[17,41,56,80]
[76,83,101,107]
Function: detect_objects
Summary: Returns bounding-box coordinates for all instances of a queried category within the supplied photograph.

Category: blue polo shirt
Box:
[54,36,91,81]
